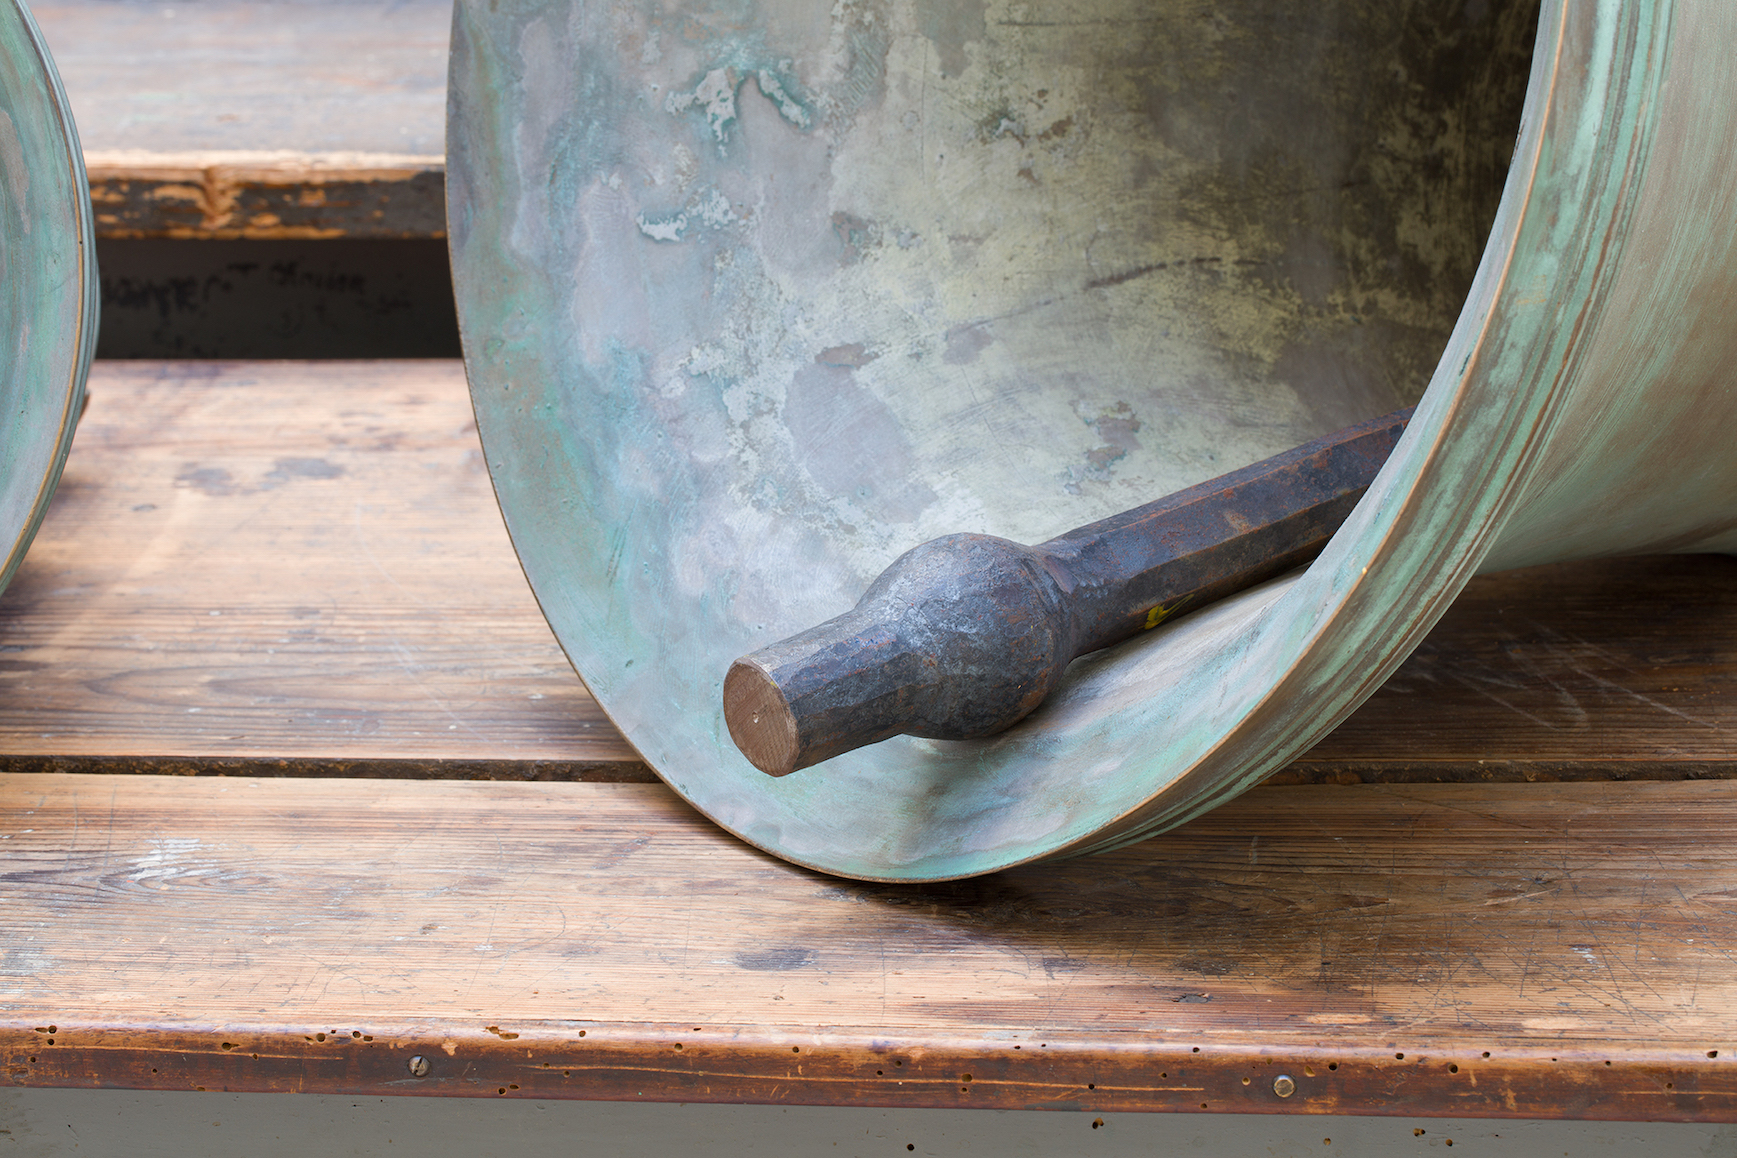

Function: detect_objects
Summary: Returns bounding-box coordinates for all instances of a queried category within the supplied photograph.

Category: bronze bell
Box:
[0,0,96,599]
[449,0,1737,881]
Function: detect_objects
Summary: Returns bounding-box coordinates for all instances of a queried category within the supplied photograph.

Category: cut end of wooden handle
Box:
[724,659,801,777]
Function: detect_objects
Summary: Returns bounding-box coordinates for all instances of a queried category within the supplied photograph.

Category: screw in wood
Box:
[1273,1074,1297,1097]
[407,1055,431,1077]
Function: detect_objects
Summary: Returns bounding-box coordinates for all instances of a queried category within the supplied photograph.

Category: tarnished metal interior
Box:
[0,0,93,598]
[450,0,1737,880]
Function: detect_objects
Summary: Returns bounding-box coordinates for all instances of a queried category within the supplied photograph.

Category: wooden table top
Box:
[0,360,1734,1120]
[1,361,629,776]
[3,771,1736,1122]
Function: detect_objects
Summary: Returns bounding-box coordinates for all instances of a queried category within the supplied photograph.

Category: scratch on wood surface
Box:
[1572,666,1729,733]
[1443,668,1583,731]
[1482,889,1558,906]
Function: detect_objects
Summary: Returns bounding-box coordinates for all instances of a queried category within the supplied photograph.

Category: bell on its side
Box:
[451,0,1737,881]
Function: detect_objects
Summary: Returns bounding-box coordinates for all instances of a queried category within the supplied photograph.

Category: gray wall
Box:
[2,1089,1734,1157]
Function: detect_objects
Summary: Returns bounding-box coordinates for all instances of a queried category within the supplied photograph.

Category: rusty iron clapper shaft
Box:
[726,410,1411,776]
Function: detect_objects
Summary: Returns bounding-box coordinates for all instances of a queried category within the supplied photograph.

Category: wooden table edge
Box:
[84,150,446,239]
[0,774,1729,1120]
[3,1020,1730,1121]
[83,149,444,182]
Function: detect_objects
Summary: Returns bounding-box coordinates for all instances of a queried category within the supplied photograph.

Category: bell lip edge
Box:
[0,0,99,600]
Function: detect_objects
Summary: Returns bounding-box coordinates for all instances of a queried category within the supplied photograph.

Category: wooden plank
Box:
[0,361,644,776]
[30,0,449,157]
[1285,554,1737,782]
[81,151,445,240]
[29,0,449,238]
[0,772,1733,1121]
[1,359,1733,781]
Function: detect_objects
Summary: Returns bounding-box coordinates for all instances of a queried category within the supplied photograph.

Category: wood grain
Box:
[1286,554,1737,782]
[29,0,449,238]
[0,361,644,776]
[0,772,1734,1120]
[0,360,1733,1118]
[1,360,1733,782]
[81,151,445,240]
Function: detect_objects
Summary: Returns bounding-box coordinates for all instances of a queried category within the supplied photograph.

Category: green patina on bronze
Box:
[450,0,1737,881]
[0,0,96,597]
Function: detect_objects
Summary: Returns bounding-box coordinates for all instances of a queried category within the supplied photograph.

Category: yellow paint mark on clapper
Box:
[1143,600,1186,630]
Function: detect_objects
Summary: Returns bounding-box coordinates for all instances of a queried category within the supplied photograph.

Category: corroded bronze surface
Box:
[450,0,1737,880]
[0,0,94,597]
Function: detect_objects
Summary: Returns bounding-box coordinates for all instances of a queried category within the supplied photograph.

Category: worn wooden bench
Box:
[0,359,1732,1125]
[12,0,1737,1135]
[32,0,449,240]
